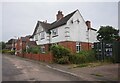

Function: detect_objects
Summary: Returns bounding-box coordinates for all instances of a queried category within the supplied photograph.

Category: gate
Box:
[94,41,120,63]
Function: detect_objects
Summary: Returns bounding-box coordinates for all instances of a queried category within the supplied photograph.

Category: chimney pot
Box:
[86,21,91,29]
[56,10,64,20]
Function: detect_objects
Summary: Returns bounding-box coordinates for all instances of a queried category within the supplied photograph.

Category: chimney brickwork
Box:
[56,11,64,20]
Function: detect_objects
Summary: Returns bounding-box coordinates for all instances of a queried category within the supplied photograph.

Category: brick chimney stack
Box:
[86,21,91,29]
[56,10,64,20]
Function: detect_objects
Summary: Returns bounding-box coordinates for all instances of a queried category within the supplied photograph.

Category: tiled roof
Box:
[39,21,51,30]
[32,9,97,38]
[32,21,51,37]
[6,39,17,44]
[90,28,97,31]
[21,37,27,42]
[50,10,77,29]
[27,41,37,46]
[32,10,77,37]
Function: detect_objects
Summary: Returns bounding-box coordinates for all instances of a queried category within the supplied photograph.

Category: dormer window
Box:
[52,28,58,37]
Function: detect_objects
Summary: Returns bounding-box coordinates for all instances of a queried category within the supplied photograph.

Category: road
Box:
[2,54,83,81]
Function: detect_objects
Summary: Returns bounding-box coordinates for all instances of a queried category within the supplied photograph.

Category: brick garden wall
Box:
[17,52,53,62]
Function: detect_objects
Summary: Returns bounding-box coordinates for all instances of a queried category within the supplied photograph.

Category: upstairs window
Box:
[52,28,58,37]
[41,31,45,40]
[34,35,38,41]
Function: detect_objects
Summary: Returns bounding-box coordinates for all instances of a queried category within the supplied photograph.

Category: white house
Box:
[31,9,97,53]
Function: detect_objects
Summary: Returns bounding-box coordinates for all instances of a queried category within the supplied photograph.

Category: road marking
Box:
[46,65,79,77]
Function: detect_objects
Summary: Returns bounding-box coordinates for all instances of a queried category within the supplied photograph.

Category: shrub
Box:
[2,49,9,54]
[27,46,40,54]
[56,56,69,64]
[7,50,15,55]
[51,45,71,64]
[2,49,15,55]
[69,50,96,64]
[69,54,86,64]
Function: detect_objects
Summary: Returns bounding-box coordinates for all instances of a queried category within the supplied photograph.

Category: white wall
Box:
[50,25,66,43]
[67,10,88,42]
[34,10,97,45]
[89,30,97,43]
[33,24,49,45]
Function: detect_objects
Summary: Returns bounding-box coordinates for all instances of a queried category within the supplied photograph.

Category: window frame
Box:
[52,28,58,37]
[40,31,45,40]
[76,42,81,53]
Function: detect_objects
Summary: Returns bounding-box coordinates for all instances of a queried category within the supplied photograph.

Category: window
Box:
[34,35,38,41]
[41,46,45,53]
[76,42,81,53]
[52,28,58,37]
[65,31,70,37]
[41,31,45,40]
[65,27,70,38]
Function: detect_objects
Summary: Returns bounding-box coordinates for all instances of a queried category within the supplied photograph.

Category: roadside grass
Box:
[68,61,113,69]
[90,73,104,77]
[0,50,2,53]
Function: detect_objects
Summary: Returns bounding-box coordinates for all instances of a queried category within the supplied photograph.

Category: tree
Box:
[0,42,6,50]
[97,26,119,42]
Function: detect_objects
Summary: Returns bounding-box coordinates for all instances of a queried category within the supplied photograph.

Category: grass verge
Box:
[68,61,113,69]
[90,73,104,77]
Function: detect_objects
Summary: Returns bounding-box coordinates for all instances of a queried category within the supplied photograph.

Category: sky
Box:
[1,1,119,42]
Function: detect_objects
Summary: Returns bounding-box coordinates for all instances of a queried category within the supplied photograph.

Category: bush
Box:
[2,49,10,54]
[51,45,71,64]
[69,54,86,64]
[69,50,96,64]
[27,46,40,54]
[56,56,69,64]
[2,49,15,55]
[7,50,15,55]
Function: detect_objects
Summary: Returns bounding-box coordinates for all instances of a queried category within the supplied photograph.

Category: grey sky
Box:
[2,2,118,42]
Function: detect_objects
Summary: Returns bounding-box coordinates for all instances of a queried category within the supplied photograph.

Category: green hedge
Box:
[2,49,15,55]
[27,46,41,54]
[51,45,71,64]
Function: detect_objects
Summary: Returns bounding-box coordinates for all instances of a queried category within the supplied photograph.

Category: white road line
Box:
[46,65,79,77]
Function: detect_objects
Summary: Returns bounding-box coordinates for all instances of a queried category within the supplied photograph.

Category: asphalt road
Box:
[2,54,83,81]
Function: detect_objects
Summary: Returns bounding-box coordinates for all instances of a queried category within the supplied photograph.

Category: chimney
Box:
[56,10,64,20]
[43,20,47,23]
[86,21,91,29]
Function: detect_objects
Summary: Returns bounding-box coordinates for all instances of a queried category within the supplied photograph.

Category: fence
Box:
[94,41,120,63]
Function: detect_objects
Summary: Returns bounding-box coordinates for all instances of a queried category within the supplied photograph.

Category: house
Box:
[31,9,97,53]
[6,39,17,50]
[15,35,37,55]
[15,35,30,54]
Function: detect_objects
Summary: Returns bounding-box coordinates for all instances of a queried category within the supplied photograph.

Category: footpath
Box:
[48,63,119,81]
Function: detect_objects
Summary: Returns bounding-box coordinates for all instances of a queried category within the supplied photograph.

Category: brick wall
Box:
[23,52,53,62]
[58,41,92,53]
[59,41,76,53]
[81,42,92,51]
